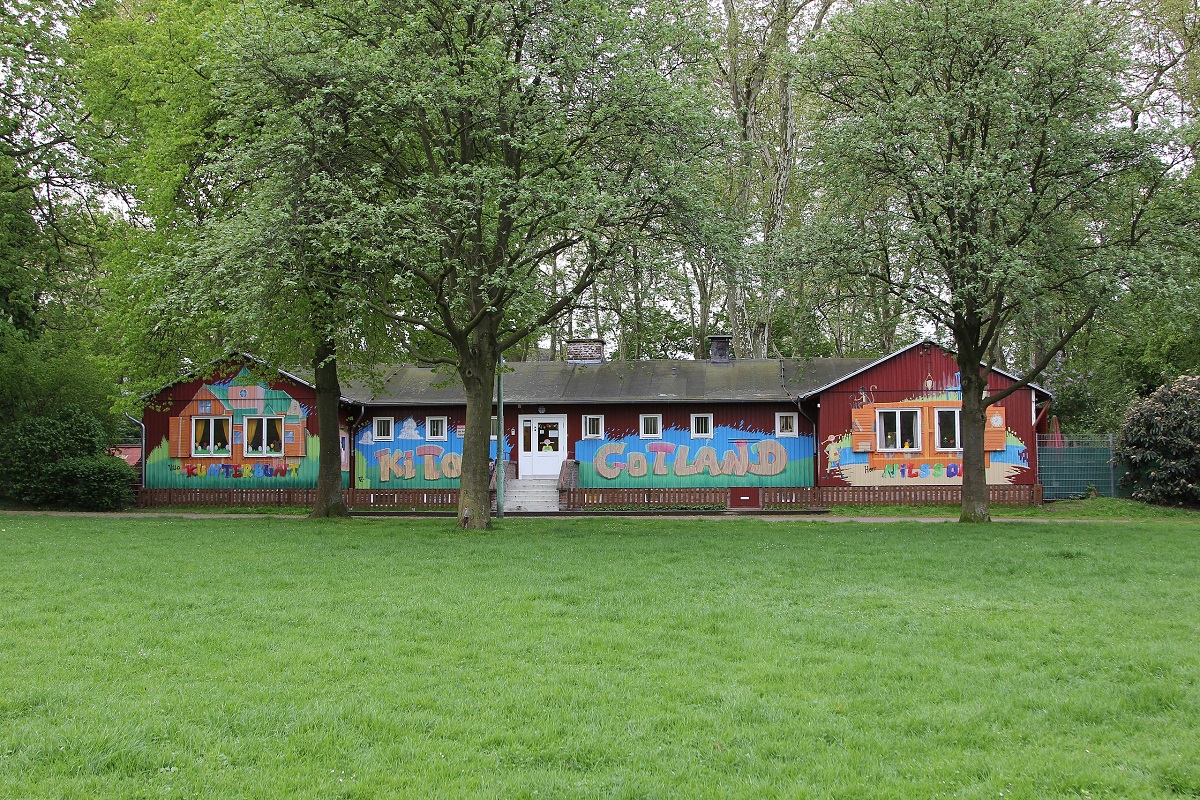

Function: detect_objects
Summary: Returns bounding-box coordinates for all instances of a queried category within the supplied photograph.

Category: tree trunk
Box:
[309,338,349,518]
[457,336,498,530]
[958,357,991,523]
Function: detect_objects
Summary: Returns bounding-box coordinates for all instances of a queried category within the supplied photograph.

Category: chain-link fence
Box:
[1037,434,1131,500]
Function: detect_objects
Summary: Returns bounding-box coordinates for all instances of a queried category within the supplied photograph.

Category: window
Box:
[582,414,605,440]
[536,421,560,452]
[491,415,499,441]
[373,417,394,442]
[691,413,713,439]
[192,417,232,457]
[936,408,961,450]
[639,414,662,439]
[776,412,798,438]
[244,416,285,457]
[877,409,920,451]
[426,416,448,441]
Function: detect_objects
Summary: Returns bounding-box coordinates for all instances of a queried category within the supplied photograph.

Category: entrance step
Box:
[502,478,560,513]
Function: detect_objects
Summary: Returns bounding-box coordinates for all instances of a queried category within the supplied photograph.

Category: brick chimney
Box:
[566,339,605,364]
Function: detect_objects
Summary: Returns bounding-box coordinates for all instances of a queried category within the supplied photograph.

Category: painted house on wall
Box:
[140,362,345,490]
[797,341,1047,489]
[139,340,1051,508]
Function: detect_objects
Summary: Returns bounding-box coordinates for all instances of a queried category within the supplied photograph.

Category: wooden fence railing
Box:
[565,484,1040,510]
[761,484,1041,508]
[138,487,460,510]
[344,489,459,509]
[564,487,736,509]
[141,483,1041,511]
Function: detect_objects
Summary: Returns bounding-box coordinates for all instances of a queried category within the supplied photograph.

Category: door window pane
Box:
[537,421,559,452]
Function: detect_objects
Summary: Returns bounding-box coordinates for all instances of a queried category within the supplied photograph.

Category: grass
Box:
[828,496,1200,520]
[2,514,1199,798]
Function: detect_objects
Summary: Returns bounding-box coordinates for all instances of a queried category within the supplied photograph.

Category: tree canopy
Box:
[2,0,1196,515]
[803,0,1168,520]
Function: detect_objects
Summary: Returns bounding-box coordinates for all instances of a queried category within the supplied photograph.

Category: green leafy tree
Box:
[804,0,1165,521]
[380,0,717,528]
[81,0,396,516]
[79,0,251,400]
[238,0,719,528]
[716,0,844,359]
[1,1,129,453]
[191,5,409,517]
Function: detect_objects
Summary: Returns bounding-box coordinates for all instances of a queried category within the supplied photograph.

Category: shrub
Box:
[50,456,137,511]
[1115,375,1200,506]
[0,407,112,507]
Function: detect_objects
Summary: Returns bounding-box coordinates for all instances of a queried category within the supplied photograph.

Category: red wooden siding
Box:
[814,345,1040,486]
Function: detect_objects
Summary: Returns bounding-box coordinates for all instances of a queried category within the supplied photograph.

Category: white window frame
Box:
[244,415,286,457]
[639,414,663,439]
[582,414,605,440]
[775,412,799,438]
[426,416,448,442]
[935,407,962,452]
[373,417,394,442]
[690,413,714,439]
[876,408,921,452]
[490,415,499,441]
[191,416,233,458]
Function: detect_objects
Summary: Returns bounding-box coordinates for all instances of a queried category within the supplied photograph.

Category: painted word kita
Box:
[593,440,788,480]
[377,446,462,481]
[175,461,301,479]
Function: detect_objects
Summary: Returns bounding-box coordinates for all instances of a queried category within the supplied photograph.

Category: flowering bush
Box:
[1115,376,1200,506]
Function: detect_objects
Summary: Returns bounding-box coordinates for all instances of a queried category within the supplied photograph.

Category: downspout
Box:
[349,404,368,490]
[496,356,505,519]
[124,413,146,490]
[794,395,818,487]
[781,357,819,488]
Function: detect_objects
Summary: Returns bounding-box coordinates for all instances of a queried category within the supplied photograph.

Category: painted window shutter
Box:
[851,407,874,452]
[284,423,306,457]
[984,406,1007,451]
[169,416,188,458]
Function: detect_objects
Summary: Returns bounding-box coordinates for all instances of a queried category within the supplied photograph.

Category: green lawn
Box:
[2,515,1198,799]
[833,496,1200,520]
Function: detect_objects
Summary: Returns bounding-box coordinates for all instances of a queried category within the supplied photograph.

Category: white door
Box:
[518,415,568,478]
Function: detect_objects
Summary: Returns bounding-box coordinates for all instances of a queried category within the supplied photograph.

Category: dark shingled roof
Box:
[341,358,876,406]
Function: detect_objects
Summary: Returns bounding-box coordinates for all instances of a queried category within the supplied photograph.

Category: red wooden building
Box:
[137,340,1051,510]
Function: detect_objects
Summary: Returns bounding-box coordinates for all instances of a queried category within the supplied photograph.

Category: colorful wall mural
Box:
[144,370,336,488]
[354,415,503,488]
[576,425,814,488]
[822,384,1030,486]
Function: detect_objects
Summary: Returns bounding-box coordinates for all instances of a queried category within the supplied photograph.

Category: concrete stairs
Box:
[502,478,560,513]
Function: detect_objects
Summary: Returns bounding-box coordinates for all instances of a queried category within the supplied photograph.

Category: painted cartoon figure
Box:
[824,434,842,474]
